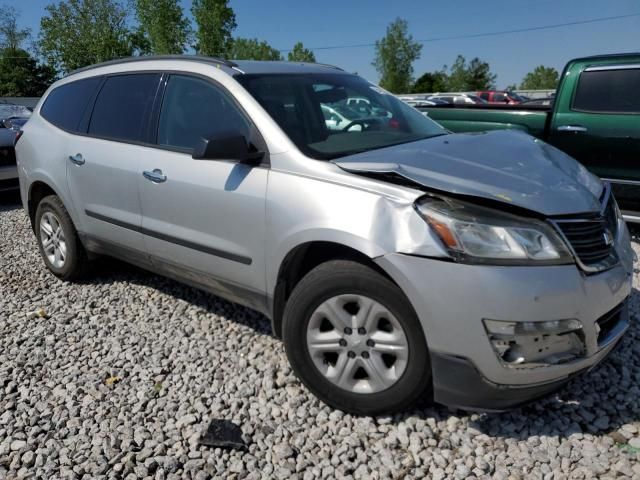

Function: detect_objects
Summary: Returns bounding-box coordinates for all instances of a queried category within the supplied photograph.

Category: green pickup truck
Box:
[420,53,640,220]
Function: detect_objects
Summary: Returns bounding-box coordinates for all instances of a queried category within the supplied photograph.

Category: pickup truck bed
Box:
[418,53,640,219]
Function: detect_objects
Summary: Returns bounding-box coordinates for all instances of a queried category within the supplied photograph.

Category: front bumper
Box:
[375,232,634,410]
[430,341,622,411]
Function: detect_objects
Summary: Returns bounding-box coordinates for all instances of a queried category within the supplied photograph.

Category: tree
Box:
[0,7,30,51]
[412,71,448,93]
[505,83,518,92]
[0,48,56,96]
[287,42,315,62]
[39,0,133,74]
[446,55,496,91]
[520,65,559,90]
[229,38,281,60]
[0,8,55,96]
[192,0,236,57]
[466,57,496,90]
[134,0,190,55]
[373,18,421,93]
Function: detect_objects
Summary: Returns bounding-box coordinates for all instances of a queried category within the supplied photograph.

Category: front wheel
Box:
[282,260,431,415]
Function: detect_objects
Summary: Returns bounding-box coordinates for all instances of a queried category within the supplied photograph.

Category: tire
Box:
[35,195,88,280]
[283,260,431,415]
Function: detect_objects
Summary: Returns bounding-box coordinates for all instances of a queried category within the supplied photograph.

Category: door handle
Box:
[557,125,588,133]
[143,169,167,183]
[68,153,85,165]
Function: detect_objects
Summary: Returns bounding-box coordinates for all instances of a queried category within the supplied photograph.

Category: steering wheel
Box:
[341,117,381,132]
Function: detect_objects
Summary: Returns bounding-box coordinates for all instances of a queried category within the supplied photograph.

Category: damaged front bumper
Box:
[375,242,633,410]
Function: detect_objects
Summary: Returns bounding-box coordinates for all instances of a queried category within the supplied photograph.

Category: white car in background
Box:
[427,93,488,105]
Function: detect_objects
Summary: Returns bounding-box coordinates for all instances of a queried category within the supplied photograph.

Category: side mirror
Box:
[192,133,264,164]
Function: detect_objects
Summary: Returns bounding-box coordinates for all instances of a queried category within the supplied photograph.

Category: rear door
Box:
[548,65,640,213]
[137,74,268,310]
[66,73,161,255]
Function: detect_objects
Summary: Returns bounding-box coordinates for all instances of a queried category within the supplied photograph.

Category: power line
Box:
[278,12,640,52]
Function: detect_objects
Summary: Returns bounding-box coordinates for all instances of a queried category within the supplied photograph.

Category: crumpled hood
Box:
[333,130,604,216]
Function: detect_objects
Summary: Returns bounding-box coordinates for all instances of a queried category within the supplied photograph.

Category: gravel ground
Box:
[1,191,639,480]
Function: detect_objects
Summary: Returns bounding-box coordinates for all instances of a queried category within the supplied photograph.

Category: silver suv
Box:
[17,56,634,414]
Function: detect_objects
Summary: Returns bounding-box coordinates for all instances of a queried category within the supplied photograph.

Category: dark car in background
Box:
[0,104,31,192]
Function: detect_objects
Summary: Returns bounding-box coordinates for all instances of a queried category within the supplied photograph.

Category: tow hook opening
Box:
[483,318,585,367]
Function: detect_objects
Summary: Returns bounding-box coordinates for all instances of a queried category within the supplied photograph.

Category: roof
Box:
[69,55,345,77]
[567,52,640,64]
[232,60,344,74]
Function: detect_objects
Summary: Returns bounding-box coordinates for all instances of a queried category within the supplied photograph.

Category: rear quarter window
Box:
[573,68,640,113]
[40,77,102,132]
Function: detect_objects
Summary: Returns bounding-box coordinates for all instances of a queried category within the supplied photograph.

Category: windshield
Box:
[236,73,447,160]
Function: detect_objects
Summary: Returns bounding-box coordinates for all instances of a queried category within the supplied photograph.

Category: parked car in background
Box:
[17,56,633,414]
[398,96,448,108]
[477,90,527,104]
[0,104,31,192]
[420,53,640,220]
[427,93,488,105]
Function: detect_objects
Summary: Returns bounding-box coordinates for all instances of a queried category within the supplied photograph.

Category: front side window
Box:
[41,77,102,132]
[237,73,446,160]
[88,74,159,143]
[573,68,640,113]
[157,75,251,151]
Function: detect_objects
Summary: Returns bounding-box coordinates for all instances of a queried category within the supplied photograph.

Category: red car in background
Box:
[477,91,527,104]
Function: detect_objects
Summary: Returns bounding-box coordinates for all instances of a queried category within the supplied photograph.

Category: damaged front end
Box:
[483,318,585,367]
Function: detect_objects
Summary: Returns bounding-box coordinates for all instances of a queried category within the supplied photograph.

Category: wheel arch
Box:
[270,240,397,338]
[27,180,60,230]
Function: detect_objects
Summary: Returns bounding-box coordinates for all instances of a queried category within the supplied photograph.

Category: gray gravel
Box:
[1,193,640,480]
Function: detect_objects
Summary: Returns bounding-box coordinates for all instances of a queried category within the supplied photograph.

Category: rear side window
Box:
[573,68,640,113]
[157,75,251,151]
[88,74,159,143]
[40,77,102,132]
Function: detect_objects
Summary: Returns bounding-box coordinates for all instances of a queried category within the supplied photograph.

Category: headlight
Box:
[416,196,573,265]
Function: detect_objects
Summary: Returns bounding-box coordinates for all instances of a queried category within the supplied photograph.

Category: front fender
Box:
[265,169,447,296]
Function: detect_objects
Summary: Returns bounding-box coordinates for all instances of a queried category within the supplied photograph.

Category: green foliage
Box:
[229,38,281,61]
[446,55,496,91]
[287,42,315,63]
[134,0,191,55]
[0,47,56,96]
[520,65,559,90]
[373,18,422,93]
[505,83,518,92]
[412,71,448,93]
[39,0,133,74]
[0,8,55,96]
[191,0,236,57]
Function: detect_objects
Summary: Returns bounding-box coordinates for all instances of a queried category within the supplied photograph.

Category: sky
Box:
[13,0,640,88]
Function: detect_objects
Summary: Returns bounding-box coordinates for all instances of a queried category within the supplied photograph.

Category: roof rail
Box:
[68,55,238,76]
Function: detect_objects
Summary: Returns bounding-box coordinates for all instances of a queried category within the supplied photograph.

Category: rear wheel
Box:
[35,195,88,280]
[283,260,431,415]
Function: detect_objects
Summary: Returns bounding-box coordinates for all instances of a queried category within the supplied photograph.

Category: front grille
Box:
[0,147,16,167]
[596,301,626,346]
[553,192,618,271]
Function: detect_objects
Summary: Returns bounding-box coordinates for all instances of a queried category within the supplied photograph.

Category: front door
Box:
[138,74,268,311]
